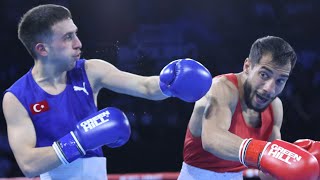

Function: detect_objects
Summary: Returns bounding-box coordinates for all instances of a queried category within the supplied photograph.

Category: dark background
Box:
[0,0,320,177]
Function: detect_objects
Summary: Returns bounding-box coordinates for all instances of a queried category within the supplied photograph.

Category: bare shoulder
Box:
[3,91,14,103]
[206,75,239,107]
[85,58,114,67]
[271,97,283,115]
[3,92,20,111]
[194,75,239,117]
[84,59,118,76]
[84,59,121,90]
[212,75,238,90]
[271,97,282,107]
[2,92,29,124]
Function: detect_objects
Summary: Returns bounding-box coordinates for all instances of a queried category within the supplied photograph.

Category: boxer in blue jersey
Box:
[2,4,212,180]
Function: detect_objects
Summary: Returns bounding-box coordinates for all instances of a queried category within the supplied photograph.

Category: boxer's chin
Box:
[66,59,77,70]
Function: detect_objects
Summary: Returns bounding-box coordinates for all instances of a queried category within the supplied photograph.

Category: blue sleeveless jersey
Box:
[5,59,103,158]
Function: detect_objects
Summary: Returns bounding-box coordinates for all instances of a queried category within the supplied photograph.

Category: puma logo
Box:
[73,82,89,95]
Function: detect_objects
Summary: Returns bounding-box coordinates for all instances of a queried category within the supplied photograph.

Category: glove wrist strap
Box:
[52,131,86,164]
[240,139,268,168]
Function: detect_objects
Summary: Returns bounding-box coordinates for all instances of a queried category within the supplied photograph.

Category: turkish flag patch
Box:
[30,100,50,115]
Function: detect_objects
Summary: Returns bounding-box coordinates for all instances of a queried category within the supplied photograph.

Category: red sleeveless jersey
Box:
[183,73,274,172]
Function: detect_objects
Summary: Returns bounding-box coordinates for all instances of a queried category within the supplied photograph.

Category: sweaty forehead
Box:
[51,18,77,36]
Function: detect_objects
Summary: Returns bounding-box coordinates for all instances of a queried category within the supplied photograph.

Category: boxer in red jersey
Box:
[178,36,320,180]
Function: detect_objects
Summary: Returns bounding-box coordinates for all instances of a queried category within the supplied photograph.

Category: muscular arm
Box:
[3,93,61,177]
[201,78,243,161]
[85,59,167,100]
[268,98,283,141]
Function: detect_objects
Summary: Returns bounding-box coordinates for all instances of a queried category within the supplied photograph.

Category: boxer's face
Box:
[46,18,82,71]
[243,53,291,112]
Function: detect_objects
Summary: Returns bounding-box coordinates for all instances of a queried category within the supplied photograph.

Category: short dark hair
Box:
[248,36,297,71]
[18,4,72,58]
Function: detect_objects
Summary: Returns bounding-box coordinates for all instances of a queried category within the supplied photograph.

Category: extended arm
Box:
[85,59,166,100]
[85,58,212,102]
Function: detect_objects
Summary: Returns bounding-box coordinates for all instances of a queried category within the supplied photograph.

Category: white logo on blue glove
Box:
[80,110,110,132]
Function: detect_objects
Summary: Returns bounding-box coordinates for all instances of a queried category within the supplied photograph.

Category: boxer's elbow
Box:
[17,158,42,178]
[24,171,38,178]
[20,164,39,178]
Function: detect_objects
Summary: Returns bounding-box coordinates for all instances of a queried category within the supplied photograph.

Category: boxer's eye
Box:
[65,34,73,40]
[63,32,74,41]
[259,72,269,80]
[276,78,287,85]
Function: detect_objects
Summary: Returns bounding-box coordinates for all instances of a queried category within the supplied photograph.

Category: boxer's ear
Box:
[35,43,49,57]
[243,58,251,74]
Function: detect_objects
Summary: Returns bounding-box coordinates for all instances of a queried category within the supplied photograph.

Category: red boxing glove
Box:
[294,139,320,180]
[239,138,319,180]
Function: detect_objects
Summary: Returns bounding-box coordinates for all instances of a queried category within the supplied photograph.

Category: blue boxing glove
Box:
[159,58,212,102]
[52,107,131,164]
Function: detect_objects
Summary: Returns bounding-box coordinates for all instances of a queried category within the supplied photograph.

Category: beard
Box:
[243,80,273,112]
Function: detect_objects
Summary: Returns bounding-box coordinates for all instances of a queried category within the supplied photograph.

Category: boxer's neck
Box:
[32,64,67,95]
